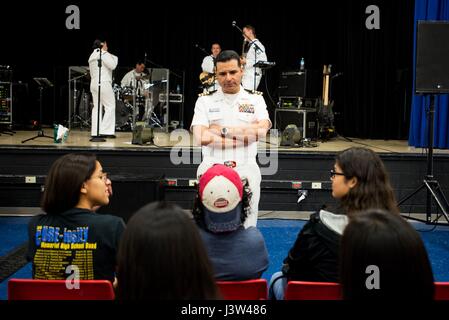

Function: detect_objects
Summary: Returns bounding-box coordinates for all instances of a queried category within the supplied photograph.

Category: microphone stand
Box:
[90,47,106,142]
[195,44,210,57]
[232,21,264,91]
[195,44,216,90]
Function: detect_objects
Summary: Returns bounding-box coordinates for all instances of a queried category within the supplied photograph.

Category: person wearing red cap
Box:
[190,50,272,228]
[193,164,269,280]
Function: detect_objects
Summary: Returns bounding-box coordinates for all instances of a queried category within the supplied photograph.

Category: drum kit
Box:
[69,66,167,131]
[113,76,162,131]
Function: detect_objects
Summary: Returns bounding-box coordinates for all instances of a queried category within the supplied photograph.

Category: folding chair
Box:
[284,281,342,300]
[434,282,449,300]
[216,279,268,300]
[8,279,115,300]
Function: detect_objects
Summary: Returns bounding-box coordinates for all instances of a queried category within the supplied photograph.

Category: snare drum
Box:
[121,86,135,101]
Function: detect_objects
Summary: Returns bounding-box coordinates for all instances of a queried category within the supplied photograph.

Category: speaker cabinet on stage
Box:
[274,108,318,139]
[416,21,449,93]
[278,70,321,98]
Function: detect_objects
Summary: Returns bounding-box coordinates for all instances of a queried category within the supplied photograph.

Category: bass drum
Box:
[115,99,133,131]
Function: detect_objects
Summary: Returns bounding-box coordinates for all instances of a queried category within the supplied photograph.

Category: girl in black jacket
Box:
[269,147,399,299]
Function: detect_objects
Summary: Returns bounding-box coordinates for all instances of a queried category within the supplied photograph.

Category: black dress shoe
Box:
[100,134,116,138]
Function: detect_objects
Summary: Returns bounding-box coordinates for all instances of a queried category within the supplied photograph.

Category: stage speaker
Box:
[416,21,449,93]
[278,70,321,98]
[132,123,153,145]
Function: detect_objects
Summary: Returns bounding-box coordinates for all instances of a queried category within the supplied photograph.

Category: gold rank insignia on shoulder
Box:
[198,90,217,97]
[244,89,263,95]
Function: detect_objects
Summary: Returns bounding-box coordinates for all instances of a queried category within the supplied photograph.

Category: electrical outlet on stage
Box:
[312,182,322,189]
[25,176,36,184]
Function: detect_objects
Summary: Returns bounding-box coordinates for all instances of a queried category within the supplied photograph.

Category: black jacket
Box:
[282,211,346,282]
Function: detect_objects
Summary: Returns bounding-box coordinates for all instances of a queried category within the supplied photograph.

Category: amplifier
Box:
[0,82,12,124]
[279,97,301,109]
[278,70,321,98]
[279,97,317,109]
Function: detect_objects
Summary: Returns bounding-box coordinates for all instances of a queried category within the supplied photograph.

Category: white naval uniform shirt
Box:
[244,39,267,77]
[201,55,215,74]
[201,55,219,91]
[190,86,272,163]
[121,70,147,88]
[88,49,118,84]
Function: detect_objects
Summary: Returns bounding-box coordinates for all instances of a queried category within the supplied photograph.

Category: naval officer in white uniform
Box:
[191,50,272,228]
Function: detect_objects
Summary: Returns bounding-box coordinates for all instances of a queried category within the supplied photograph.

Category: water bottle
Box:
[300,57,305,71]
[176,84,180,93]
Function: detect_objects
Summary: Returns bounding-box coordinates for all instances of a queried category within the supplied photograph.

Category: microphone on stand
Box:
[232,21,236,27]
[194,44,209,56]
[332,72,343,79]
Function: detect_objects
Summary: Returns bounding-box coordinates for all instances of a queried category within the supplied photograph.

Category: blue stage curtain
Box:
[409,0,449,148]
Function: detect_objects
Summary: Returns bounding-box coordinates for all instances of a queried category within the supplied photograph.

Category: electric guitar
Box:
[199,71,215,86]
[317,65,336,140]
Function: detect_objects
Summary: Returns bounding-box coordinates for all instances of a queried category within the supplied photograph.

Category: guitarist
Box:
[241,25,267,91]
[200,43,221,92]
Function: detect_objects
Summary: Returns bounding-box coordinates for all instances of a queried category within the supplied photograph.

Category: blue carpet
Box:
[411,222,449,282]
[257,219,449,283]
[0,217,31,256]
[0,263,32,300]
[0,217,448,300]
[258,219,306,282]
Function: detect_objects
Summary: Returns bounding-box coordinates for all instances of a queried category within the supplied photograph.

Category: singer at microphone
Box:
[88,39,118,138]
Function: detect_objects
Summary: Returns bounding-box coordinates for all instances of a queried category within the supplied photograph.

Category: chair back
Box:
[8,279,115,300]
[285,281,342,300]
[216,279,268,300]
[435,282,449,300]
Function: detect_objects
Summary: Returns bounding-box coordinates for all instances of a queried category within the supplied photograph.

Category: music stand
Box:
[21,78,54,143]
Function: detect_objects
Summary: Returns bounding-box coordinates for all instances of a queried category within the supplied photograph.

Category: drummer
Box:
[120,61,148,97]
